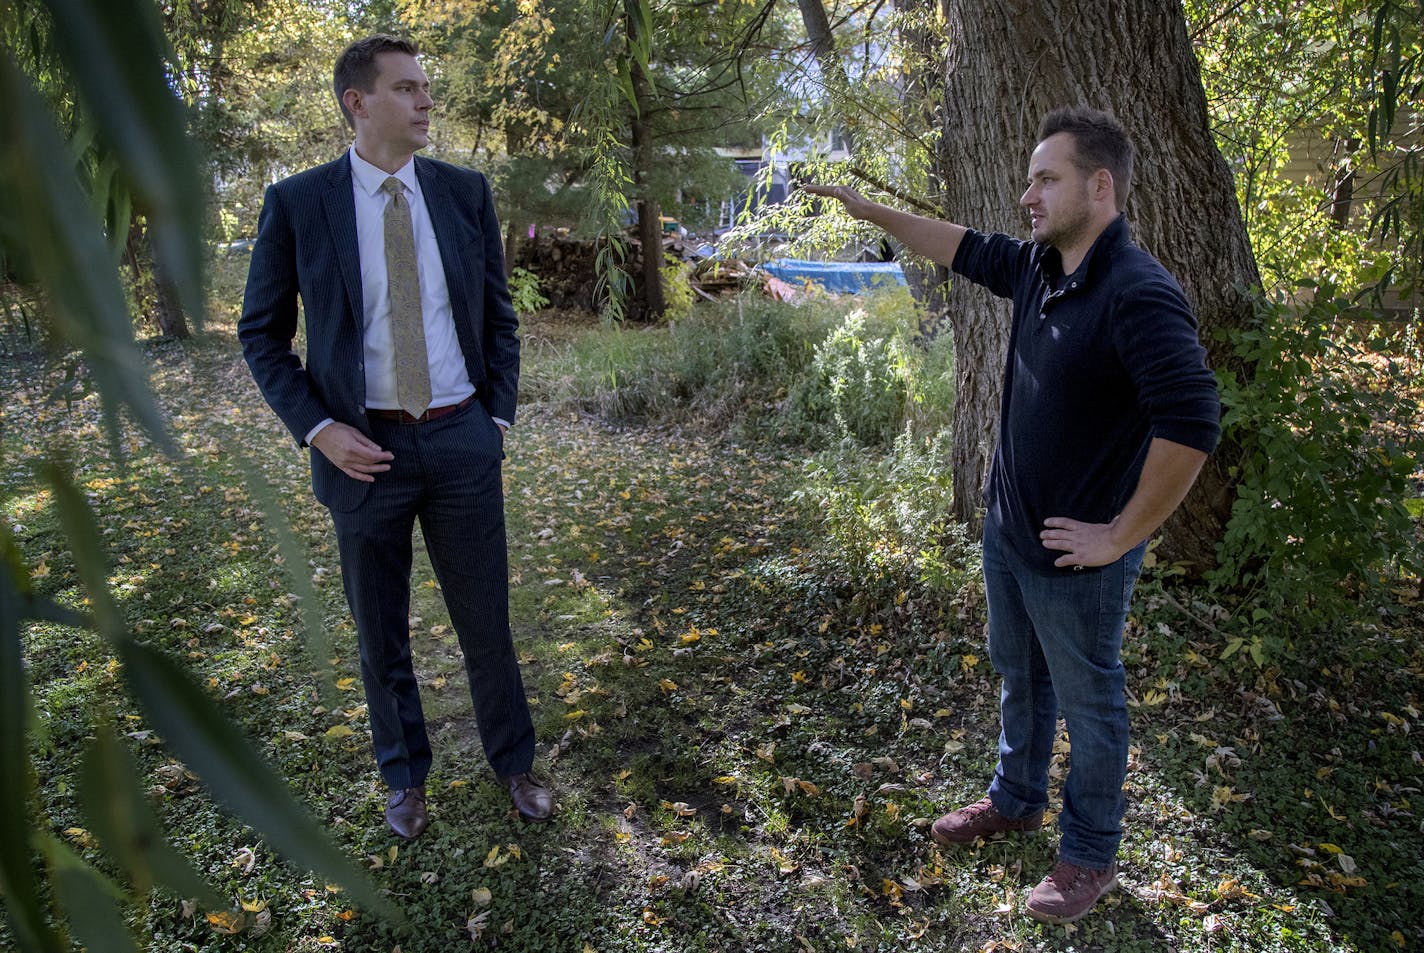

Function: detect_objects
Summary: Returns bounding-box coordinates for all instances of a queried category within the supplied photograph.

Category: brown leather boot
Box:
[930,796,1043,845]
[1025,859,1118,924]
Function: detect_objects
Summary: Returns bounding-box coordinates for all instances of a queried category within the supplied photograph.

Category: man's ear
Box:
[343,87,365,121]
[1094,168,1116,206]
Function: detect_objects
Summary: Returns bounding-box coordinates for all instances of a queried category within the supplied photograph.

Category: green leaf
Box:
[1248,639,1266,668]
[0,59,173,456]
[119,640,396,918]
[80,719,221,907]
[615,57,638,115]
[227,455,336,705]
[40,0,206,325]
[0,563,65,953]
[44,834,138,953]
[40,461,126,643]
[1,514,88,629]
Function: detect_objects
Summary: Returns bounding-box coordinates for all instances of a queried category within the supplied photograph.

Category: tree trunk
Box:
[504,220,519,279]
[627,4,665,322]
[132,219,190,339]
[935,0,1258,570]
[796,0,855,155]
[151,260,190,339]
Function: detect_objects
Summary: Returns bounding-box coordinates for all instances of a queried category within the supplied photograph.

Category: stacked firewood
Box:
[687,258,759,300]
[510,227,765,315]
[509,230,600,312]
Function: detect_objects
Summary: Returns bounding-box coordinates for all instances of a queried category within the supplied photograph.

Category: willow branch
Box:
[847,165,940,216]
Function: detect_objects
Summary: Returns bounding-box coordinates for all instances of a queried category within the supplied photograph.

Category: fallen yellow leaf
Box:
[206,911,244,934]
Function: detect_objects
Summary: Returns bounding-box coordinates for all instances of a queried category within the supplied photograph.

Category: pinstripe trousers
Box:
[329,400,535,790]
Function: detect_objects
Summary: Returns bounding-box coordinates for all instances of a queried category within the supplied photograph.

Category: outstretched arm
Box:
[802,184,968,267]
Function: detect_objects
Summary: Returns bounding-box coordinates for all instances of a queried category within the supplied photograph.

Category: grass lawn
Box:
[3,294,1422,952]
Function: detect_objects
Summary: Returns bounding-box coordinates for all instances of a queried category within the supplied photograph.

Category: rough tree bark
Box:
[931,0,1257,571]
[151,255,190,339]
[125,219,190,339]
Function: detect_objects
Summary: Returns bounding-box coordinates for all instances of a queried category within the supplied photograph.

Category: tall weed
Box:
[796,428,978,599]
[783,286,953,447]
[789,307,914,446]
[519,293,851,425]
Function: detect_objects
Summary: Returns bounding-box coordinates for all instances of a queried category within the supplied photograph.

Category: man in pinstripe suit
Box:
[239,34,552,838]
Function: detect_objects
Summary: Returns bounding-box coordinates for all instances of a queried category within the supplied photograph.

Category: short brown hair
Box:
[1038,107,1135,211]
[333,34,419,127]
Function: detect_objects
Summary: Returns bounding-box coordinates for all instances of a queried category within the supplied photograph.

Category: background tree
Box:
[411,0,784,320]
[174,0,360,240]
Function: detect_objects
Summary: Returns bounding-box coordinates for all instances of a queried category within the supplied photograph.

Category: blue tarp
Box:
[761,258,906,294]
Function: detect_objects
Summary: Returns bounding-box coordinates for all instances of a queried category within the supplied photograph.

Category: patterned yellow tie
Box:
[381,176,432,417]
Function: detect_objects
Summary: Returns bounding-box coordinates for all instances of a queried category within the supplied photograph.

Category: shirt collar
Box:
[348,145,418,197]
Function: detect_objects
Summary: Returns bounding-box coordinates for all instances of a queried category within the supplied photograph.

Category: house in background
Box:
[1275,123,1421,316]
[714,130,852,231]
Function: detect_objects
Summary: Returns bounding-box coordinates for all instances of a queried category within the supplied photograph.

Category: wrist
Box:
[1106,516,1133,555]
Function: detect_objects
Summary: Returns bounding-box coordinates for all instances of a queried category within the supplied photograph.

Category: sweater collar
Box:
[1042,213,1132,287]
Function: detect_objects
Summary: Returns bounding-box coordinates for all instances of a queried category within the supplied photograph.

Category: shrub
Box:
[519,285,956,448]
[659,258,696,324]
[1209,288,1423,656]
[519,293,850,424]
[782,286,950,448]
[508,266,550,316]
[790,307,913,447]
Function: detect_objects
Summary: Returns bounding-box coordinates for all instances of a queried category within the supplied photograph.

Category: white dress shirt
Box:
[305,146,505,445]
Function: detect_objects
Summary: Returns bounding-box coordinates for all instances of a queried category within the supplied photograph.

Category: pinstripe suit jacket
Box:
[239,152,520,513]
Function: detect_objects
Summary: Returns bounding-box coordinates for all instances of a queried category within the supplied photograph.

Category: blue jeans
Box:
[982,520,1145,869]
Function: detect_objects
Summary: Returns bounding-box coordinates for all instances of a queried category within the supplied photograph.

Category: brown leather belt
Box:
[366,394,476,425]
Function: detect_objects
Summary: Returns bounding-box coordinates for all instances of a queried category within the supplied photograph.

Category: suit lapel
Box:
[322,155,364,328]
[416,158,472,323]
[418,159,485,372]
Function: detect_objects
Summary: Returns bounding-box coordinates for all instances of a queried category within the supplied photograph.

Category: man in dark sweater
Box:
[806,107,1220,924]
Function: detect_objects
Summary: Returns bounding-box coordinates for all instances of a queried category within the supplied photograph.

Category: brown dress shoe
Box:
[385,786,428,840]
[500,773,553,822]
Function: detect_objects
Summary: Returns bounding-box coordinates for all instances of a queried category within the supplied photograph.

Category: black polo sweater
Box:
[952,214,1221,572]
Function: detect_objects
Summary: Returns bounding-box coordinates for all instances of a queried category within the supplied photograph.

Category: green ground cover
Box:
[3,293,1422,952]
